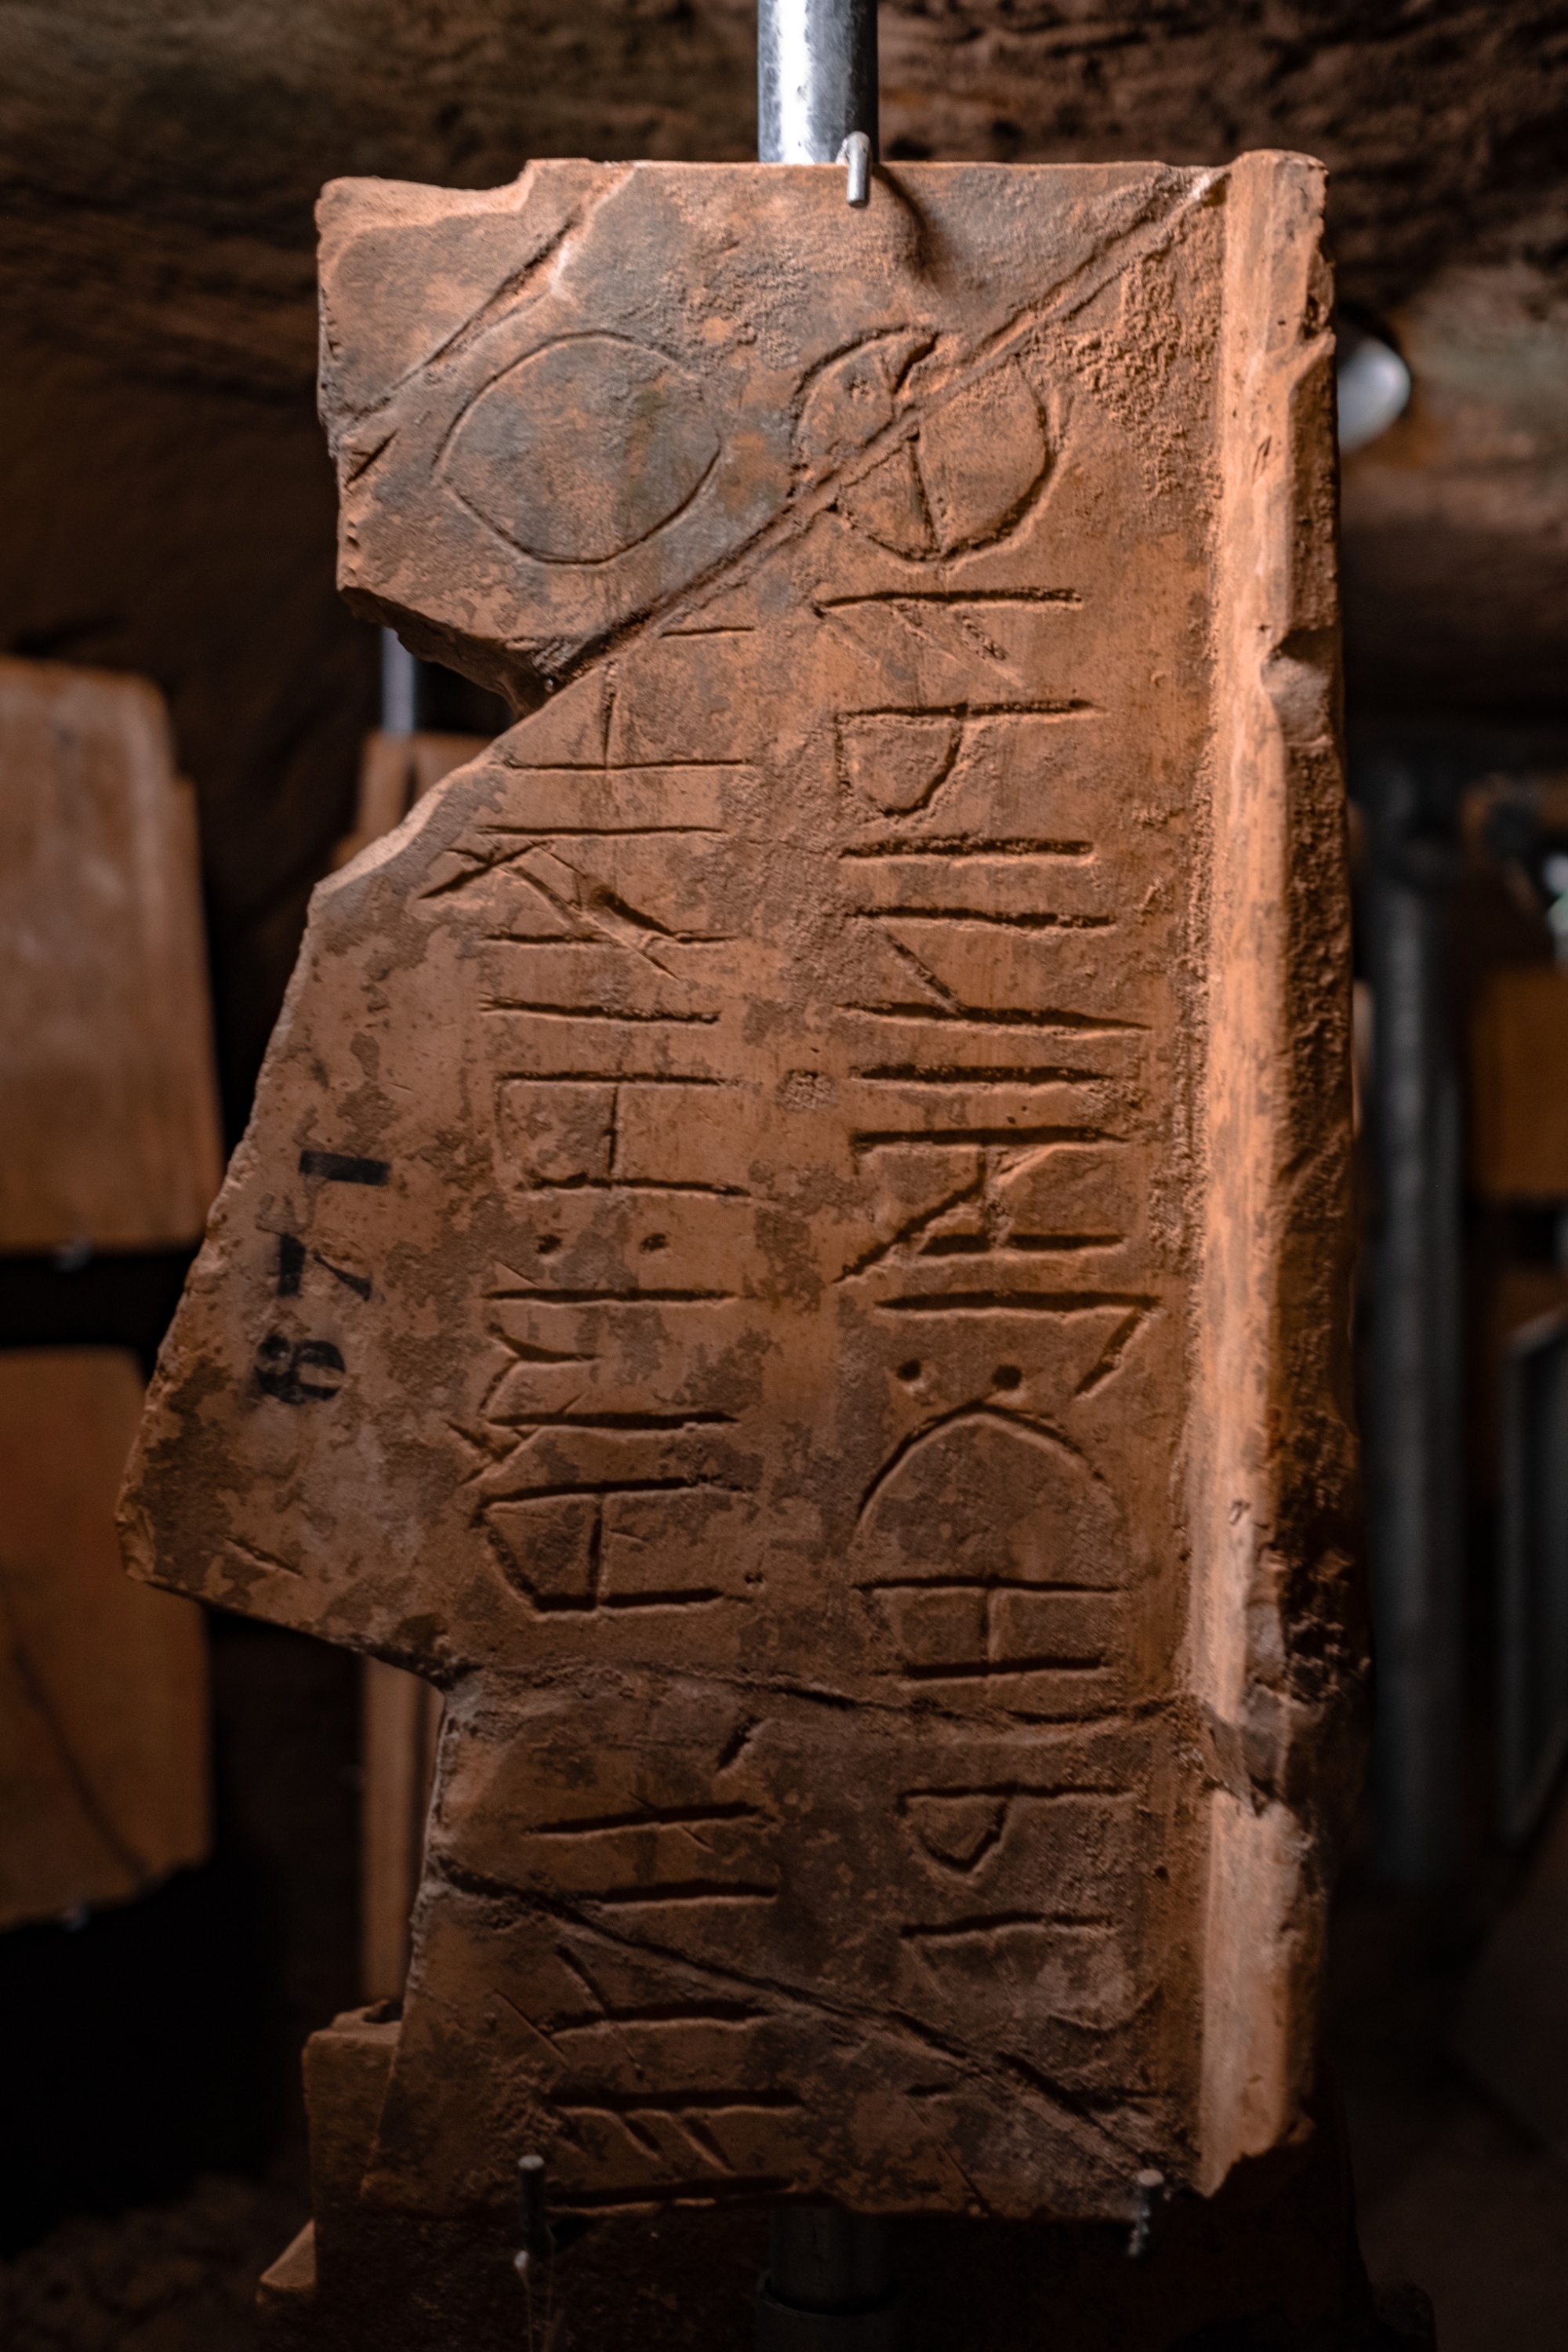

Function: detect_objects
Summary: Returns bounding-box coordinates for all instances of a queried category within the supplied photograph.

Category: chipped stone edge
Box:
[1188,149,1363,2192]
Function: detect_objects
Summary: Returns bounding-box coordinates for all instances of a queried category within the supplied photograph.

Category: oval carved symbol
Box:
[445,334,720,564]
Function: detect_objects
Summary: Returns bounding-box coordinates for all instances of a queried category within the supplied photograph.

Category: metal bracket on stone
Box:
[837,131,871,205]
[1126,2167,1166,2259]
[514,2154,555,2282]
[514,2154,591,2286]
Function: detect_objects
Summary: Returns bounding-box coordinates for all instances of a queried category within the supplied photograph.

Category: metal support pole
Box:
[380,626,419,736]
[1359,749,1465,1883]
[753,5,891,2332]
[754,13,891,2335]
[757,0,878,165]
[757,2207,899,2350]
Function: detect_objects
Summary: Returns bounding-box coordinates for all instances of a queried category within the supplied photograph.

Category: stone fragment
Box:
[1,1349,208,1929]
[123,154,1359,2240]
[0,656,223,1251]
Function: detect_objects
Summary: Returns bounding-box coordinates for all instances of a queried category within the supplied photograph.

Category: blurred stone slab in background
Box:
[125,151,1359,2258]
[0,657,223,1251]
[360,1657,441,2005]
[0,1348,208,1931]
[331,729,488,874]
[1470,964,1568,1200]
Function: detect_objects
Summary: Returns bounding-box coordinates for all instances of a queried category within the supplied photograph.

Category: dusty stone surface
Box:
[0,657,223,1250]
[0,1349,208,1931]
[125,155,1359,2232]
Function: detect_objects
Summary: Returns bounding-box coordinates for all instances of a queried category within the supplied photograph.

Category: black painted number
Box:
[255,1334,347,1405]
[257,1146,389,1403]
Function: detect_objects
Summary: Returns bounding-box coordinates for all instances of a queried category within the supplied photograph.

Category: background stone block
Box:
[0,656,223,1252]
[1,1348,208,1930]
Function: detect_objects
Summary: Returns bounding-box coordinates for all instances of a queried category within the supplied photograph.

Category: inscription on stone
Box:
[123,155,1359,2228]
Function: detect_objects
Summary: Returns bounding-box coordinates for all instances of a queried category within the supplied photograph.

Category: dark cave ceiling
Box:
[2,1,1566,393]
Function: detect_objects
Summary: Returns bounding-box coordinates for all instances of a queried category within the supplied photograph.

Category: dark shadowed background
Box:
[3,5,1568,2344]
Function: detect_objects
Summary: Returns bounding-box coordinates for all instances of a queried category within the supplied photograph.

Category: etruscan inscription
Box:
[123,154,1359,2226]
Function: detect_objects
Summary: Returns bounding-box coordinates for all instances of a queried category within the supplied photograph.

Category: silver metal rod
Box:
[1360,748,1465,1883]
[380,627,418,736]
[758,0,878,165]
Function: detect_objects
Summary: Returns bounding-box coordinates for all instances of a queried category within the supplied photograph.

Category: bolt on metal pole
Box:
[757,0,878,165]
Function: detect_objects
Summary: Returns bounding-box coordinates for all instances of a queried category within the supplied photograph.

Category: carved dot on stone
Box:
[535,1235,560,1255]
[993,1365,1022,1390]
[641,1232,668,1254]
[443,333,720,564]
[897,1361,922,1384]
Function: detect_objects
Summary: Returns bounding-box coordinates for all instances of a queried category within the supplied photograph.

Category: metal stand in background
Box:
[1357,748,1466,1886]
[753,2,899,2336]
[381,626,420,736]
[1499,1308,1568,1840]
[757,2209,900,2351]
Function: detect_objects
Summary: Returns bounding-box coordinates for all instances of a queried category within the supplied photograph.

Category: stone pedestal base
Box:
[256,2011,1419,2352]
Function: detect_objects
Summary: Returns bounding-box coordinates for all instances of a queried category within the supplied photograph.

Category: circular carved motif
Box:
[445,334,720,565]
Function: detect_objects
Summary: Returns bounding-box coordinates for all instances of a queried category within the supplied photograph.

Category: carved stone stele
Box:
[122,155,1361,2256]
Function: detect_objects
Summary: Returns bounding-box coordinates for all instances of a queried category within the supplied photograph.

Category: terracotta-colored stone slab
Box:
[1,1348,208,1929]
[123,156,1358,2227]
[0,656,223,1252]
